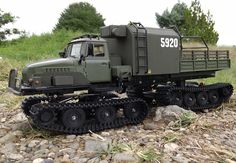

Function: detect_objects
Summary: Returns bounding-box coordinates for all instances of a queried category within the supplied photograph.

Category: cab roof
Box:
[69,34,106,44]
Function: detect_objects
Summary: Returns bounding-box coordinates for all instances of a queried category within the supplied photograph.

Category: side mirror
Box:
[59,51,66,58]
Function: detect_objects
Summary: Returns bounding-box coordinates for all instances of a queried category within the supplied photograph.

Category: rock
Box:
[8,153,24,160]
[164,143,179,153]
[143,122,157,130]
[61,154,72,163]
[0,130,22,144]
[101,132,110,137]
[225,159,236,163]
[1,117,6,123]
[84,139,111,152]
[33,149,50,159]
[33,158,44,163]
[28,140,40,148]
[58,148,76,157]
[66,135,76,140]
[40,140,48,146]
[48,152,56,158]
[71,157,88,163]
[113,152,136,163]
[43,159,54,163]
[154,105,196,123]
[1,143,17,156]
[172,154,190,163]
[99,160,109,163]
[87,157,100,163]
[9,112,27,123]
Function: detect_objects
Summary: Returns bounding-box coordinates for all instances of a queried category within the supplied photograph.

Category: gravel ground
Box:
[0,86,236,162]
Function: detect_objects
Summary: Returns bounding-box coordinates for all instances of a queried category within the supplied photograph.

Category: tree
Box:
[54,2,105,33]
[155,2,187,29]
[0,9,21,41]
[156,0,219,44]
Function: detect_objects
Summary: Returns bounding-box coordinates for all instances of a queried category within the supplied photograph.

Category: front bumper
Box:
[8,69,22,95]
[8,69,91,96]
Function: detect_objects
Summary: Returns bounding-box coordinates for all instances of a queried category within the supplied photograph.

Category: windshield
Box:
[67,43,82,58]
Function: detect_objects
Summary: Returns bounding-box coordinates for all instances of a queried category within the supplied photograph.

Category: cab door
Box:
[84,43,111,83]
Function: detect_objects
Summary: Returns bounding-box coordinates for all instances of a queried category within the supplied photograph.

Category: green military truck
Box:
[8,22,233,134]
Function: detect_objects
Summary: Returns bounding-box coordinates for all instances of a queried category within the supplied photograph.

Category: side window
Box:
[94,44,105,57]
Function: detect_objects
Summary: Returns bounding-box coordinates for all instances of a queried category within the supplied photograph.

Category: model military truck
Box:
[8,22,233,134]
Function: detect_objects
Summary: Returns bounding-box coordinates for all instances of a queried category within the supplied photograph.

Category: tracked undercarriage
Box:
[21,83,233,134]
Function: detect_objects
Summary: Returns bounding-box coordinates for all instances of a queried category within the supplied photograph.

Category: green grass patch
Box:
[0,29,82,65]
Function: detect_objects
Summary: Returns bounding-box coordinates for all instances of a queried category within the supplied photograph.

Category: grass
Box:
[172,112,197,129]
[0,29,82,65]
[97,142,161,162]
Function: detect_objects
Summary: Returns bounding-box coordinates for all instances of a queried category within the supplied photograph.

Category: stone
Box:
[66,135,76,140]
[164,143,179,153]
[43,159,54,163]
[61,154,71,163]
[9,112,27,123]
[1,142,16,155]
[154,105,196,123]
[48,152,56,158]
[0,130,23,144]
[28,140,40,148]
[84,139,111,152]
[87,157,100,163]
[172,154,190,163]
[1,117,6,123]
[143,122,156,130]
[33,149,50,159]
[101,132,110,137]
[99,160,109,163]
[71,157,88,163]
[32,158,44,163]
[8,153,24,160]
[113,152,136,163]
[58,148,76,157]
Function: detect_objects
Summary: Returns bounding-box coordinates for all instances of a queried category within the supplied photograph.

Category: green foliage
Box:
[156,0,219,44]
[156,2,187,29]
[54,2,105,33]
[0,9,21,41]
[0,29,82,64]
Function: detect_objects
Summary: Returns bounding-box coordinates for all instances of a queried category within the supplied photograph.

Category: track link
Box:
[28,97,148,134]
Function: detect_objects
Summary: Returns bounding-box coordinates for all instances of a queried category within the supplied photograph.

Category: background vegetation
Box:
[0,1,235,88]
[156,0,219,44]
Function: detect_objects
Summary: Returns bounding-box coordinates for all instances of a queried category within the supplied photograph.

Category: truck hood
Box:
[26,58,74,68]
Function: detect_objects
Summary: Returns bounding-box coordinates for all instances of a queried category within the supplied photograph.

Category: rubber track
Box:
[29,98,148,134]
[156,83,233,111]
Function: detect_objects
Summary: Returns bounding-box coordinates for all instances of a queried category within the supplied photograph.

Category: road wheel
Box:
[170,92,183,106]
[38,109,55,125]
[208,90,219,104]
[124,102,142,119]
[95,107,116,123]
[184,93,196,107]
[62,109,86,129]
[196,92,208,106]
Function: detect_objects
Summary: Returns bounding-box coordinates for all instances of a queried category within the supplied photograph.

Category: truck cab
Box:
[64,36,112,83]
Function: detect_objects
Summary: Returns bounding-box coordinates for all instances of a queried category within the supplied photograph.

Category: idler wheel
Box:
[183,93,196,107]
[208,90,219,104]
[95,107,116,123]
[124,102,142,119]
[170,92,183,106]
[62,109,86,129]
[196,92,208,106]
[221,87,232,100]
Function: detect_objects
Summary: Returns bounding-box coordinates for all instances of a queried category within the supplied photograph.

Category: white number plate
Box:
[160,38,178,48]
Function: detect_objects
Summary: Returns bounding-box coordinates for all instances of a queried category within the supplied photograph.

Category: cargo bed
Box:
[180,50,230,72]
